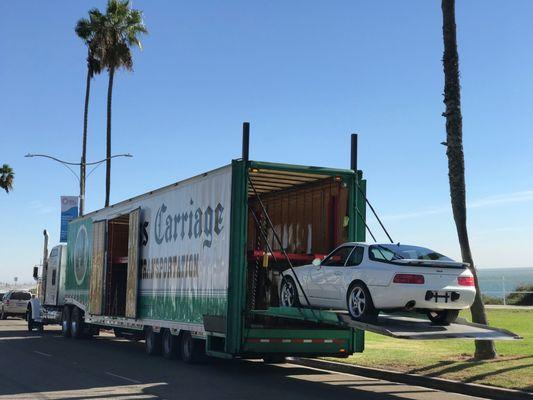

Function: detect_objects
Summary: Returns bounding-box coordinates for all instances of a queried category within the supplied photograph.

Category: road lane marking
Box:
[106,372,142,384]
[33,350,52,357]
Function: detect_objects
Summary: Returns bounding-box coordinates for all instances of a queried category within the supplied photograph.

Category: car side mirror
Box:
[312,258,322,267]
[32,266,39,281]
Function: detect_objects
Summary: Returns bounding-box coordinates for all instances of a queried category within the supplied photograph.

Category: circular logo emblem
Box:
[74,225,89,285]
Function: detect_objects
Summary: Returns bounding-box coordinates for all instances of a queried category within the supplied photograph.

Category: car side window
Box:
[321,246,355,267]
[346,247,364,266]
[369,246,396,262]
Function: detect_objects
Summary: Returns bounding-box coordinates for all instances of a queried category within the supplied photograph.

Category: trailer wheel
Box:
[427,309,460,325]
[162,329,177,360]
[145,327,162,356]
[346,282,378,322]
[61,306,71,338]
[71,307,84,339]
[180,332,205,364]
[280,277,300,307]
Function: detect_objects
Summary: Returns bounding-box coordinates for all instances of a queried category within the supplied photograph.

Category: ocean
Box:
[477,267,533,299]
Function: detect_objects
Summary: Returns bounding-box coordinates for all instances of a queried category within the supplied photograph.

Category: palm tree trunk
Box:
[441,0,496,360]
[105,67,114,207]
[80,64,92,216]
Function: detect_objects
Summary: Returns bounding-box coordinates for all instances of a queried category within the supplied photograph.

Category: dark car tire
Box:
[162,329,178,359]
[61,306,71,338]
[346,282,378,322]
[0,308,7,320]
[427,309,460,325]
[145,327,162,356]
[180,332,205,364]
[280,277,301,307]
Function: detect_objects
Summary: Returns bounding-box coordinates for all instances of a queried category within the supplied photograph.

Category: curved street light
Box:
[25,153,133,215]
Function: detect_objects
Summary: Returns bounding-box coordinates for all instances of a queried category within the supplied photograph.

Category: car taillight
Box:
[5,300,9,305]
[393,274,425,284]
[458,276,475,286]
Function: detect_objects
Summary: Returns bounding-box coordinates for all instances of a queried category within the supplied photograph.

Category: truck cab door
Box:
[125,208,140,319]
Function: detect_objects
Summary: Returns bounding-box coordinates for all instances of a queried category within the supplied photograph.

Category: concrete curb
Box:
[292,358,533,400]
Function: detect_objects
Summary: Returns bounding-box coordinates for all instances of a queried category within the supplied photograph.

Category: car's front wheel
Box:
[347,282,378,322]
[426,309,460,325]
[280,277,300,308]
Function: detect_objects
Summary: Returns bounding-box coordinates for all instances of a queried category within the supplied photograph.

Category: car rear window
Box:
[12,292,31,301]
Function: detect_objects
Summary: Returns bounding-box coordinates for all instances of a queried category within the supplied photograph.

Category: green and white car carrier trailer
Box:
[34,126,368,362]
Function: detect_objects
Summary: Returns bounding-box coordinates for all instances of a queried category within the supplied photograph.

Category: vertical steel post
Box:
[351,133,358,171]
[242,122,250,163]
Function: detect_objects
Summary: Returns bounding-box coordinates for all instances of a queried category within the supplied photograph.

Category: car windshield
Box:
[372,244,454,262]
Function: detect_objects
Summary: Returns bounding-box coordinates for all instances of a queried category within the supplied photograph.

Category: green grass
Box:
[328,309,533,392]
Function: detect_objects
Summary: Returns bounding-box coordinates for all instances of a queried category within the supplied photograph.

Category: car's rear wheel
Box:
[0,308,7,320]
[280,277,300,307]
[347,282,378,322]
[427,309,460,325]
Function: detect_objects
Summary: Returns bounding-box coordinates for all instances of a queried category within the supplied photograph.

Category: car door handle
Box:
[334,272,343,276]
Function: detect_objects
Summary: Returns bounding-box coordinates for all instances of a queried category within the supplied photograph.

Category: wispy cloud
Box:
[382,190,533,221]
[28,200,54,215]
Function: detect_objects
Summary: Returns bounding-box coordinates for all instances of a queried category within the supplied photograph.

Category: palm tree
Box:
[75,9,104,215]
[92,0,147,207]
[0,164,14,193]
[441,0,496,360]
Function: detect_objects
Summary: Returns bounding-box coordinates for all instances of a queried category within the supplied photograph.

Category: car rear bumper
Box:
[370,285,476,310]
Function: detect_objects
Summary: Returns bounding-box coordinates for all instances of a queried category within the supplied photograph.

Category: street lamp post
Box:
[25,153,132,215]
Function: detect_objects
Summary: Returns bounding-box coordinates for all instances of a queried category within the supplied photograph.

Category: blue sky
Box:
[1,1,532,282]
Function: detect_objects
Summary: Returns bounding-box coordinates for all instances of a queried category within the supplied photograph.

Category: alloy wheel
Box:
[349,286,366,318]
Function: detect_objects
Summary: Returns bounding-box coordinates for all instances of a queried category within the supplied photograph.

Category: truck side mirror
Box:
[32,266,39,281]
[312,258,322,267]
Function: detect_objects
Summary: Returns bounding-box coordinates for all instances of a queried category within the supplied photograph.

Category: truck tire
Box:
[61,306,71,338]
[71,307,84,339]
[145,327,162,356]
[162,329,177,359]
[180,332,205,364]
[427,309,460,325]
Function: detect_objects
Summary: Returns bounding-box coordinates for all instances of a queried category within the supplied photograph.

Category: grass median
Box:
[328,309,533,392]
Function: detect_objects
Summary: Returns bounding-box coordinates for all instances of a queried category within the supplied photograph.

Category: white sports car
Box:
[279,243,476,325]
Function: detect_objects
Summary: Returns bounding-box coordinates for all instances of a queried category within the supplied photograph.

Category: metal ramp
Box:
[251,307,521,341]
[336,312,521,341]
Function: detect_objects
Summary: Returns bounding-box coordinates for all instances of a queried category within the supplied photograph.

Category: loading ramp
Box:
[252,307,521,341]
[336,313,521,341]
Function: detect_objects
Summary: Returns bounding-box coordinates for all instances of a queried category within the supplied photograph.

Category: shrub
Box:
[506,284,533,306]
[482,294,504,305]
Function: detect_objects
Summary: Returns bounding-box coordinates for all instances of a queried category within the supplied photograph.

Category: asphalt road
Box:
[0,318,486,400]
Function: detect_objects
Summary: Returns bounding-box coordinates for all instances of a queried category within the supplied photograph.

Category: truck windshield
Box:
[372,244,453,262]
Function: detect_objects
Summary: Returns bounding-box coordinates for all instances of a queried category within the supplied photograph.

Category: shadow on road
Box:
[0,319,454,400]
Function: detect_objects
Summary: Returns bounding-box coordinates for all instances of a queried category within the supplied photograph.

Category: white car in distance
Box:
[279,243,476,325]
